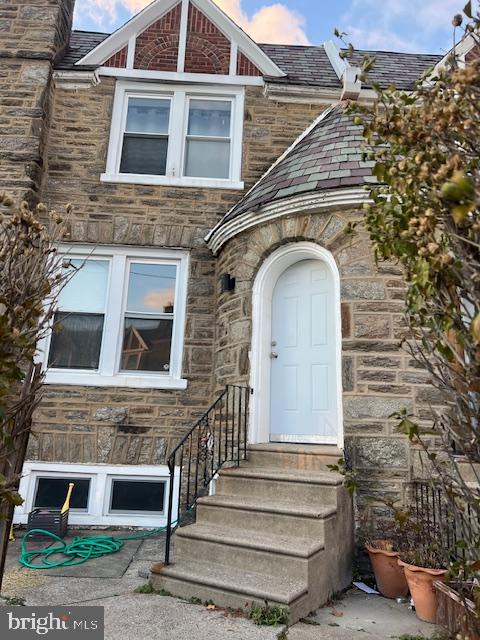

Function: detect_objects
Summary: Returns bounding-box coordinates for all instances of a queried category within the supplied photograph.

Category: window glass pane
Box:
[48,312,104,370]
[120,136,168,175]
[126,263,176,314]
[58,259,109,313]
[110,479,165,513]
[185,139,230,179]
[34,477,90,511]
[187,99,231,137]
[121,318,173,372]
[126,97,170,134]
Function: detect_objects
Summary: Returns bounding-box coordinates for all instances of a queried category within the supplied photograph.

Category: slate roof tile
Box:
[220,104,374,224]
[57,32,442,92]
[56,31,109,70]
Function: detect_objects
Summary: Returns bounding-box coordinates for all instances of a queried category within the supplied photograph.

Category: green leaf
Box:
[398,417,419,440]
[464,1,472,18]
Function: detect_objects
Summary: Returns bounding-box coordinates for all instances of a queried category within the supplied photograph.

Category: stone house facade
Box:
[3,0,474,547]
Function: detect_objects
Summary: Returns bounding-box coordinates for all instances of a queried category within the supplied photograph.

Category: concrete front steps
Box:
[151,443,353,624]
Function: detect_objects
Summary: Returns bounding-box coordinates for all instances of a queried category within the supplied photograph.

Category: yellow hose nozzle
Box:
[61,482,75,514]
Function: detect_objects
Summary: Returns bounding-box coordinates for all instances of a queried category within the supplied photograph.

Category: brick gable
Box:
[184,4,230,74]
[237,51,262,76]
[134,3,181,71]
[103,46,127,68]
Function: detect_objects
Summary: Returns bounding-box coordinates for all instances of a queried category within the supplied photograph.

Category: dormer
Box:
[76,0,284,190]
[76,0,284,82]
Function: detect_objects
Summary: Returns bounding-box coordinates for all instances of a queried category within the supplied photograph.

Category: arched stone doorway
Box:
[249,242,343,447]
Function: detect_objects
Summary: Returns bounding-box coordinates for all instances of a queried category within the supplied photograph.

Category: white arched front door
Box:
[250,243,343,447]
[270,259,338,443]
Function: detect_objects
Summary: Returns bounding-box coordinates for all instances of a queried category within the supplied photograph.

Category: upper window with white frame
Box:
[102,82,245,189]
[42,245,189,390]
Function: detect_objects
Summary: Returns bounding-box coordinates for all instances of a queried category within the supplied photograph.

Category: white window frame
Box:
[182,94,234,181]
[119,94,173,177]
[101,81,245,189]
[39,243,189,390]
[14,462,180,528]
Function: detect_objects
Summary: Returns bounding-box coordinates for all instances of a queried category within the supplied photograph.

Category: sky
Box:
[73,0,473,54]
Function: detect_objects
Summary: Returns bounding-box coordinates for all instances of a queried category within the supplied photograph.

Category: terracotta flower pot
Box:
[365,541,409,599]
[398,559,447,623]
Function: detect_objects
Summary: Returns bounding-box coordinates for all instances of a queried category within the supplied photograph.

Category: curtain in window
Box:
[48,312,104,370]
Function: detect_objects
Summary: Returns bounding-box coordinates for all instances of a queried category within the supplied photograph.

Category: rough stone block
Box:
[343,396,413,419]
[355,437,408,468]
[94,407,128,423]
[341,280,386,300]
[354,315,391,338]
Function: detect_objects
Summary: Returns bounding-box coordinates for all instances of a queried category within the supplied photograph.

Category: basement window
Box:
[101,81,244,189]
[108,478,166,514]
[42,244,189,389]
[15,463,179,528]
[34,477,91,512]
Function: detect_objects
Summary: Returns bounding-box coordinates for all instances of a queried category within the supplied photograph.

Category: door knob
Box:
[270,352,278,359]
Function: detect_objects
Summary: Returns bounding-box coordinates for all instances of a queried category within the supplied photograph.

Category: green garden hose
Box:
[19,524,172,570]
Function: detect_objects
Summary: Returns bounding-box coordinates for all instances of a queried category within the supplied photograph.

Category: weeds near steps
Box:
[248,601,289,626]
[134,583,172,596]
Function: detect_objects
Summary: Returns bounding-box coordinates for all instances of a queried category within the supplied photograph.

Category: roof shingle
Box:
[259,44,342,88]
[56,31,109,69]
[57,32,442,92]
[220,103,374,224]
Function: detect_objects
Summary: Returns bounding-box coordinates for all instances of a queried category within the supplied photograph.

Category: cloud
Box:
[77,0,309,45]
[215,0,309,44]
[338,0,465,53]
[143,290,174,311]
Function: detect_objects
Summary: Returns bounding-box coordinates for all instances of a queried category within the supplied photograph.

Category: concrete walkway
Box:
[1,529,442,640]
[292,591,440,639]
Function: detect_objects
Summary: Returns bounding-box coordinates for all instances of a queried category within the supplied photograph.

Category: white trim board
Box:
[428,32,477,78]
[14,462,180,528]
[206,186,372,254]
[76,0,284,78]
[177,0,189,73]
[249,242,344,448]
[97,67,264,86]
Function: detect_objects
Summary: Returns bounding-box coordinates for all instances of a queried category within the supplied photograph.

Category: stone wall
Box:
[213,210,435,504]
[28,83,322,466]
[0,0,75,203]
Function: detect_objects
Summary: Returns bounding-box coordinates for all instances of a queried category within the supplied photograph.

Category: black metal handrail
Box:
[412,480,478,561]
[164,384,250,564]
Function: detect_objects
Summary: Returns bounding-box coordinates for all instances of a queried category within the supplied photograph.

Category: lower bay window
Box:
[15,463,179,528]
[102,81,244,189]
[42,245,189,389]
